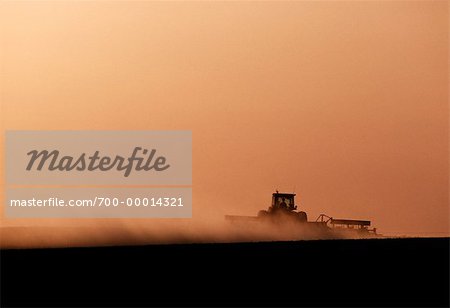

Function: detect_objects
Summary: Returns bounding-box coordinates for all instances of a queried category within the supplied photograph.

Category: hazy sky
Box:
[0,1,448,240]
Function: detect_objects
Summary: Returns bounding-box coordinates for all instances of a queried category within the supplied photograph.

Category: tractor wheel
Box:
[297,211,308,222]
[258,210,269,217]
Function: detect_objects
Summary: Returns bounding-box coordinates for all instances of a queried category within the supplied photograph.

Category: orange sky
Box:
[0,1,448,239]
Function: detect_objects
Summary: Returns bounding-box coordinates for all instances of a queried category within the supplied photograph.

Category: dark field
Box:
[1,237,449,307]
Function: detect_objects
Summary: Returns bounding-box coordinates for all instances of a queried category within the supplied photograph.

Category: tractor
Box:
[225,191,378,238]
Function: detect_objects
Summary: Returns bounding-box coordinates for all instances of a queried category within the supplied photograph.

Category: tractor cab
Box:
[271,192,297,211]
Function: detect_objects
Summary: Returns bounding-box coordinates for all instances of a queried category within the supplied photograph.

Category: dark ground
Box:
[1,237,449,307]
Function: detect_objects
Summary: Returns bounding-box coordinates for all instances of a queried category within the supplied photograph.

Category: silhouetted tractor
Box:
[225,191,378,237]
[256,192,308,223]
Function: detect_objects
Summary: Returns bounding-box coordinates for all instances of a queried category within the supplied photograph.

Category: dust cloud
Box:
[0,212,378,249]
